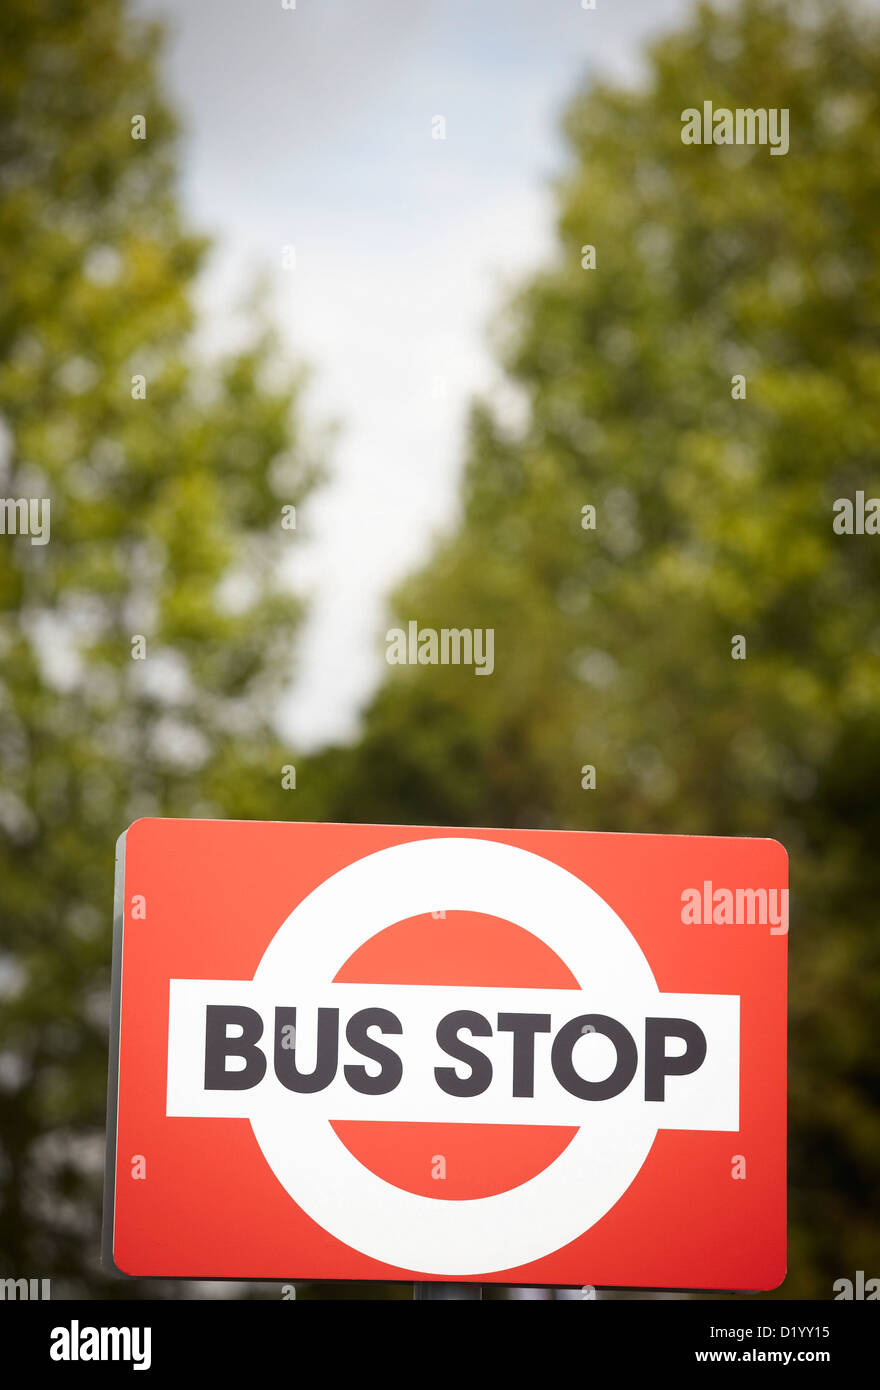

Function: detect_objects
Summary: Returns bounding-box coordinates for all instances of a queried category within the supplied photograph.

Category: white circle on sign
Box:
[250,836,660,1275]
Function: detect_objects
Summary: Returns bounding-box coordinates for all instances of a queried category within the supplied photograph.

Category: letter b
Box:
[204,1006,267,1090]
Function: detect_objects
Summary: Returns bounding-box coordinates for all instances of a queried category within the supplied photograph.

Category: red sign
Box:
[103,818,787,1289]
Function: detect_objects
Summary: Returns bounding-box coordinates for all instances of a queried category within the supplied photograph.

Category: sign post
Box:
[104,818,787,1292]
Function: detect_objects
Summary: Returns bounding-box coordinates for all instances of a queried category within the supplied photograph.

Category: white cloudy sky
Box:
[134,0,693,748]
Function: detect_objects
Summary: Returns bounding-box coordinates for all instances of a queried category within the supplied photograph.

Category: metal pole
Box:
[414,1283,482,1300]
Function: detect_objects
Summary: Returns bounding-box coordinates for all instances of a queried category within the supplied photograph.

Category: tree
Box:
[319,0,880,1297]
[0,0,319,1295]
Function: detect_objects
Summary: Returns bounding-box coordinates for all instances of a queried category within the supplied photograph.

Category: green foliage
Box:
[0,0,317,1295]
[321,0,880,1297]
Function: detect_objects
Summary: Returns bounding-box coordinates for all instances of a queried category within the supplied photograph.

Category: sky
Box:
[134,0,693,749]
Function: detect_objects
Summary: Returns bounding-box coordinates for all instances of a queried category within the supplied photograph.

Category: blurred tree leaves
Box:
[316,0,880,1297]
[0,0,319,1294]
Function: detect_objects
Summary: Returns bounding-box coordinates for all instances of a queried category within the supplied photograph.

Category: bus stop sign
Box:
[103,818,787,1290]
